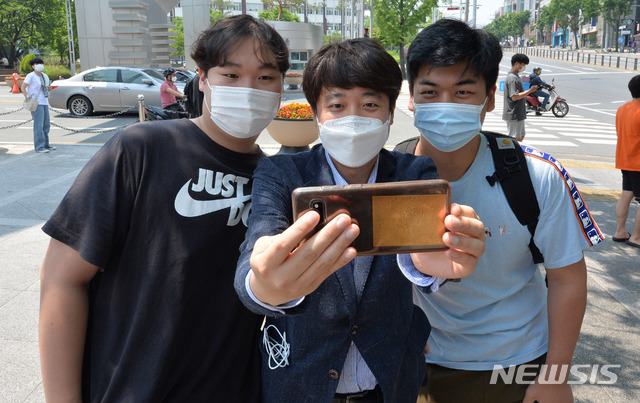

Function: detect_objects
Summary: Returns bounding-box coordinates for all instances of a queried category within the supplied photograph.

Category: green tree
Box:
[0,0,56,66]
[548,0,583,49]
[373,0,436,79]
[170,17,184,59]
[536,5,555,45]
[483,10,530,44]
[261,0,306,21]
[600,0,633,51]
[259,7,301,22]
[210,7,227,23]
[39,0,79,65]
[210,0,233,10]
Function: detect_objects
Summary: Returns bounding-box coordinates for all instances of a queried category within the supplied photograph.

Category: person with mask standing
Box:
[396,19,602,403]
[234,38,487,402]
[502,53,539,141]
[21,57,54,153]
[160,67,185,112]
[38,15,288,402]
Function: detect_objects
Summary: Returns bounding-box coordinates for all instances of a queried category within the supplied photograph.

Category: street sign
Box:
[622,30,631,35]
[618,36,625,44]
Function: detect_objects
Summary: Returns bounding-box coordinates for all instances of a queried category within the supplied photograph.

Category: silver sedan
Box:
[49,66,186,116]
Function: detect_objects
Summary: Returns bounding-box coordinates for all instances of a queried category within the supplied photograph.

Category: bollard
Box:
[635,59,638,70]
[587,54,590,64]
[137,94,145,122]
[11,73,20,94]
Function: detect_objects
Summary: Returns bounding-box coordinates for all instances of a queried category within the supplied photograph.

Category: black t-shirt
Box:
[43,119,264,402]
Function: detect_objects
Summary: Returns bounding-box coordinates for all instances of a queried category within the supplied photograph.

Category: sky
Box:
[439,0,504,28]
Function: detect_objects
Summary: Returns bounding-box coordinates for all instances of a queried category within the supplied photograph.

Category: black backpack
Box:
[394,131,544,264]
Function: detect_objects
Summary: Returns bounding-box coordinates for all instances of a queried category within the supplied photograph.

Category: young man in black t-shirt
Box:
[38,15,289,402]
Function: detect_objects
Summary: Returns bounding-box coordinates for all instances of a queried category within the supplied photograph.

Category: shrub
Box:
[19,54,36,75]
[44,65,73,79]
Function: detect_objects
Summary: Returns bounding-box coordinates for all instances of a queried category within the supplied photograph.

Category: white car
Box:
[49,66,186,116]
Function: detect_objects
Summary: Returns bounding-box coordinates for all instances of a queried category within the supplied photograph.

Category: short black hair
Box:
[302,38,402,113]
[190,14,289,75]
[629,75,640,98]
[407,19,502,95]
[29,57,44,66]
[511,53,529,66]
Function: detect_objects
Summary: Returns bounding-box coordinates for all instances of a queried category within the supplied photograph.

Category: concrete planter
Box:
[266,117,318,148]
[4,76,25,91]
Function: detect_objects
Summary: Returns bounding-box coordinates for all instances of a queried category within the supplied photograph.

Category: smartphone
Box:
[291,179,451,256]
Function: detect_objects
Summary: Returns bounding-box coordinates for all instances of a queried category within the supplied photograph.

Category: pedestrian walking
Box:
[21,57,55,153]
[502,53,539,141]
[613,74,640,248]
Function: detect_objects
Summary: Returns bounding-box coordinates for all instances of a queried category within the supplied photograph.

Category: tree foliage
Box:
[600,0,633,51]
[373,0,436,79]
[483,10,531,43]
[261,0,306,21]
[0,0,59,66]
[170,17,184,58]
[259,7,301,22]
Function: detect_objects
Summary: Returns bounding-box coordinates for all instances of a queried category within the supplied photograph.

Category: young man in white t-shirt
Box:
[21,57,54,153]
[398,19,604,403]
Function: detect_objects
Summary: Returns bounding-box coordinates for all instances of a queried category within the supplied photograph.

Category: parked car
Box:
[154,67,197,86]
[49,66,187,116]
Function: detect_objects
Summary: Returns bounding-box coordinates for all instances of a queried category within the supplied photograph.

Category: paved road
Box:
[1,71,639,402]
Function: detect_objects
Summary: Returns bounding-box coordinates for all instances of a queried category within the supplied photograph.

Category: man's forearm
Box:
[39,282,90,403]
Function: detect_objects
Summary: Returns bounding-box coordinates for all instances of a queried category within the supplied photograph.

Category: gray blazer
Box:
[235,145,439,402]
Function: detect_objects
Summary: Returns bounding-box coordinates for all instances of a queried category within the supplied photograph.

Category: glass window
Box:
[299,52,308,61]
[290,52,300,61]
[83,69,118,83]
[121,69,146,84]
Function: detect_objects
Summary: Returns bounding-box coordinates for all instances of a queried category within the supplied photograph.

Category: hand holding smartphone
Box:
[291,179,451,255]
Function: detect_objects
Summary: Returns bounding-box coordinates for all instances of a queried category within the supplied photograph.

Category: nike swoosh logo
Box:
[174,180,252,217]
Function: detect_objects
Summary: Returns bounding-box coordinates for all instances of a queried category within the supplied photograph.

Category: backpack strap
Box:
[394,136,420,154]
[483,131,544,264]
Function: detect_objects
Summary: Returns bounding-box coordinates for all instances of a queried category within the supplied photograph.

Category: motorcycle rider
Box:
[529,67,555,113]
[160,68,185,112]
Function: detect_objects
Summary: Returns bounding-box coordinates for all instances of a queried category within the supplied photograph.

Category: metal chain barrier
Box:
[0,118,33,130]
[0,106,25,116]
[49,105,138,118]
[49,120,138,134]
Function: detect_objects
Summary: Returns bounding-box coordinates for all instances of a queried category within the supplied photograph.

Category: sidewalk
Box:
[1,134,639,402]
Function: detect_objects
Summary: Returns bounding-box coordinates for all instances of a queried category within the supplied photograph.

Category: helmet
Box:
[533,67,542,74]
[163,68,176,78]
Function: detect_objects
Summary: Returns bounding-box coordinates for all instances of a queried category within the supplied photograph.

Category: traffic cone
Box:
[11,73,20,94]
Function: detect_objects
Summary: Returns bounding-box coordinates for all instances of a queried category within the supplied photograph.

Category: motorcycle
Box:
[525,79,569,117]
[144,97,190,120]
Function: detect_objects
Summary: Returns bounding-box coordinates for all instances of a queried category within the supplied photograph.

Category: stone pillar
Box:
[181,0,210,70]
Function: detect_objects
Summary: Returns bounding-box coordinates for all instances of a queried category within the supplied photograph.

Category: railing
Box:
[0,94,149,133]
[507,47,640,71]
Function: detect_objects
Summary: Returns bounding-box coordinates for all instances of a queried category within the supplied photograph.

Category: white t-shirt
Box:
[24,71,49,105]
[413,134,603,370]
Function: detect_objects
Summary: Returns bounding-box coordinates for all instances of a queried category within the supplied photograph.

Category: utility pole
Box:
[64,0,76,75]
[464,0,469,22]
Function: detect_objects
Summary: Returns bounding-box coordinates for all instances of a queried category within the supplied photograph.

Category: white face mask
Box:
[204,79,281,139]
[519,64,526,73]
[171,76,177,82]
[318,115,390,168]
[34,64,44,72]
[413,99,485,152]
